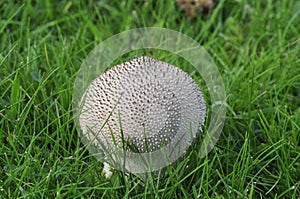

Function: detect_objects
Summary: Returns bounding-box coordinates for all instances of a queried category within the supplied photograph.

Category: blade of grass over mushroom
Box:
[80,92,124,163]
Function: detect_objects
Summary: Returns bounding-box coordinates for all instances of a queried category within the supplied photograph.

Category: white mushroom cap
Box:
[78,56,206,173]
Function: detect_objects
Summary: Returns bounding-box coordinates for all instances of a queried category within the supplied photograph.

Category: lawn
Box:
[0,0,299,198]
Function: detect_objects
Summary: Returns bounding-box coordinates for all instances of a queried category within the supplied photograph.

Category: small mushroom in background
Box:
[78,56,206,177]
[176,0,215,19]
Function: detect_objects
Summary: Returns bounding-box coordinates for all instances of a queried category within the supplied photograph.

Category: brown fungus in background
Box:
[176,0,215,18]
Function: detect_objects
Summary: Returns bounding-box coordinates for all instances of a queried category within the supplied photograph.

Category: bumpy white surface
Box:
[79,56,206,159]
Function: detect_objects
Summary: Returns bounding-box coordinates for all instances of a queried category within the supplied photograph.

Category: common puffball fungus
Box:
[78,56,206,174]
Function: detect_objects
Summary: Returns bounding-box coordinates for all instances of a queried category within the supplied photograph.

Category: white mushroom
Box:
[78,56,206,175]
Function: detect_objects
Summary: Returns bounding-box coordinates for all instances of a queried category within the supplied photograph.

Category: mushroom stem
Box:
[102,162,114,179]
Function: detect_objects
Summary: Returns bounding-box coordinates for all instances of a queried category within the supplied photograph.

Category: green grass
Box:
[1,0,299,198]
